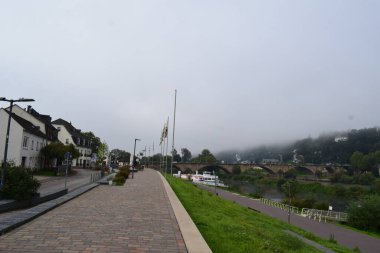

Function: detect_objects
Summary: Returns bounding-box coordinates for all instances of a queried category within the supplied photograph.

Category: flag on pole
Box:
[160,122,166,144]
[164,123,168,138]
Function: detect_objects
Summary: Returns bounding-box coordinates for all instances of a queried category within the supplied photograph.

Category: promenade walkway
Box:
[199,185,380,253]
[0,169,188,253]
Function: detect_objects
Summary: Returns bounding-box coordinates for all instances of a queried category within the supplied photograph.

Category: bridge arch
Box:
[254,165,275,175]
[293,166,314,175]
[197,165,230,174]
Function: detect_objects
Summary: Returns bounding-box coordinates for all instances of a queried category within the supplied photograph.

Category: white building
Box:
[52,119,92,168]
[0,108,50,169]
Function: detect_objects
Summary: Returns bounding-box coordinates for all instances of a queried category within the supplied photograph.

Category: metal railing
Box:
[260,198,300,214]
[90,171,102,183]
[260,198,348,222]
[300,208,348,222]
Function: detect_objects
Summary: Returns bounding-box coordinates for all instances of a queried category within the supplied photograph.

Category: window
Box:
[65,138,69,144]
[23,136,29,149]
[36,142,39,151]
[31,140,34,150]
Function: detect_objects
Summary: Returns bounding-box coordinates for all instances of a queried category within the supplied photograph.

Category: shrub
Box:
[0,167,40,200]
[113,173,126,186]
[347,195,380,232]
[370,179,380,194]
[118,166,130,179]
[332,185,347,198]
[314,201,329,210]
[353,174,375,185]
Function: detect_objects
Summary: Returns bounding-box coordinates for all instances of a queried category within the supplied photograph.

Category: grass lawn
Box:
[169,177,354,253]
[33,169,56,177]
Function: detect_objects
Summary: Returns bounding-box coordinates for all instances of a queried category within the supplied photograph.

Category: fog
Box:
[1,0,379,155]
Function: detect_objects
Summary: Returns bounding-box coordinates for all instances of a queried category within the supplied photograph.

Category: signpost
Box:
[64,152,72,189]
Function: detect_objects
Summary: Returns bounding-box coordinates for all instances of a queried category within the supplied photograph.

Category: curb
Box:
[0,183,99,235]
[158,173,212,253]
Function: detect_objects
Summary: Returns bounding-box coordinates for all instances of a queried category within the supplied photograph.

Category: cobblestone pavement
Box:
[0,169,187,253]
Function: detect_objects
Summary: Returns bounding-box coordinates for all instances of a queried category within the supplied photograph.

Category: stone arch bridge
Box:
[153,163,340,175]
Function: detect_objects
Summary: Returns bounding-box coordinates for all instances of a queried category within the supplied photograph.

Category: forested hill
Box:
[216,127,380,164]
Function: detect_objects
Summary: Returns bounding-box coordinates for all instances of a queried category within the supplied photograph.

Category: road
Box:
[0,168,99,221]
[37,168,97,194]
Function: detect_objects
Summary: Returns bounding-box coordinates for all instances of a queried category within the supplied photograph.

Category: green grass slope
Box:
[169,177,354,253]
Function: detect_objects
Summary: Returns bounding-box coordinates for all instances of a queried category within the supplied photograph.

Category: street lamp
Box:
[0,97,35,187]
[132,138,140,179]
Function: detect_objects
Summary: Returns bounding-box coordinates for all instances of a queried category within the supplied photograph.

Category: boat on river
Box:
[173,171,228,187]
[191,171,228,187]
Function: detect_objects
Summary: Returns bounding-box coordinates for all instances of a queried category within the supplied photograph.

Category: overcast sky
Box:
[1,0,379,155]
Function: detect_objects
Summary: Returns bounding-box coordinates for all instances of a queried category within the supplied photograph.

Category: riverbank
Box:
[170,177,354,253]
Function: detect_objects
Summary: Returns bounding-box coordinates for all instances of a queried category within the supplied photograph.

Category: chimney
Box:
[27,105,32,113]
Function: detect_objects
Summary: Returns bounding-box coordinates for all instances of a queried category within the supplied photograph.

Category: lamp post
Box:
[0,97,35,188]
[132,138,140,179]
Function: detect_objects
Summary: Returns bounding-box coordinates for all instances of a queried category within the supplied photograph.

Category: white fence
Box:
[300,208,348,222]
[260,198,348,222]
[260,198,300,214]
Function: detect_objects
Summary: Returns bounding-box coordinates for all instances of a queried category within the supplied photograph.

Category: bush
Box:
[371,179,380,194]
[314,201,329,210]
[118,166,130,179]
[113,173,126,186]
[353,174,375,185]
[347,195,380,232]
[0,167,40,200]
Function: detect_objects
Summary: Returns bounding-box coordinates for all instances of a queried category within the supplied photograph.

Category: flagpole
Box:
[152,141,154,168]
[160,142,162,174]
[170,89,177,177]
[160,123,164,174]
[165,117,169,177]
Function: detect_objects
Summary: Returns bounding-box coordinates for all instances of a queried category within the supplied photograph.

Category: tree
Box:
[82,131,102,154]
[190,149,218,164]
[181,148,192,162]
[110,149,131,165]
[172,149,181,163]
[351,151,380,176]
[347,195,380,232]
[40,142,80,168]
[281,180,298,199]
[350,151,364,174]
[97,141,109,165]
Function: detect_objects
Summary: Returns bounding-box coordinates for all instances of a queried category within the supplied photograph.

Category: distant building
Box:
[52,119,92,168]
[0,106,52,169]
[261,158,279,164]
[334,136,348,143]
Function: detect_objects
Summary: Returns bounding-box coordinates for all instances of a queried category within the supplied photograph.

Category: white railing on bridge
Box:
[300,208,348,222]
[260,198,348,222]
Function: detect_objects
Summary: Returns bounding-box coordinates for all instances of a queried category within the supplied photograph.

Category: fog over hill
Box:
[216,127,380,165]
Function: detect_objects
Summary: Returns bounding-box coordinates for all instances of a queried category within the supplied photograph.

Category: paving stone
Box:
[0,169,187,253]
